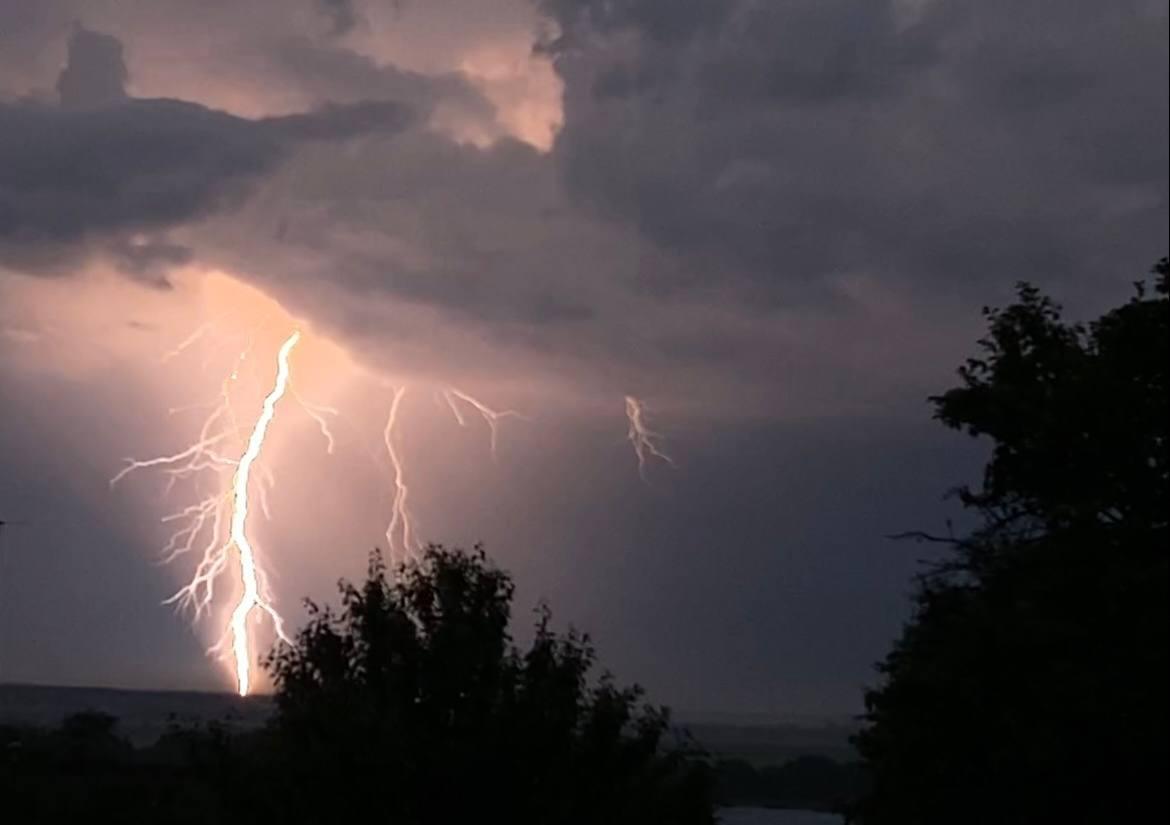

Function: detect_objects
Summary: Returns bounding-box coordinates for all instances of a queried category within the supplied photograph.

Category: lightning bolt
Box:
[112,330,302,695]
[292,388,339,454]
[112,278,676,696]
[442,388,524,459]
[160,320,215,364]
[624,395,675,481]
[383,386,416,563]
[225,330,300,695]
[381,386,524,563]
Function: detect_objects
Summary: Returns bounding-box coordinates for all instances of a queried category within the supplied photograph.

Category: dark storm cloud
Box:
[0,98,409,269]
[208,132,608,326]
[318,0,362,37]
[175,0,1166,399]
[539,0,734,46]
[543,0,1169,301]
[106,238,195,290]
[0,100,277,245]
[0,29,414,275]
[265,99,413,139]
[196,0,1164,390]
[55,26,129,109]
[263,36,494,118]
[7,2,1162,364]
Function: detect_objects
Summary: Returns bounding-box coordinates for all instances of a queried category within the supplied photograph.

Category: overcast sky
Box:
[0,0,1166,714]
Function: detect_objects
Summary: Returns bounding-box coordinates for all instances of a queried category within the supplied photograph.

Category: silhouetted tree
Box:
[257,544,714,825]
[853,260,1169,824]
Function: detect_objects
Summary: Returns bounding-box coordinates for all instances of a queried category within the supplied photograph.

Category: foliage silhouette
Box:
[253,544,715,824]
[853,259,1169,824]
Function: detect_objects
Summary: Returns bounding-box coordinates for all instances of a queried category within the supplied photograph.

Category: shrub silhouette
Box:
[853,260,1169,824]
[256,544,715,825]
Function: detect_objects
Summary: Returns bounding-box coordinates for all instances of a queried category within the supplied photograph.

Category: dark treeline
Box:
[1,711,225,821]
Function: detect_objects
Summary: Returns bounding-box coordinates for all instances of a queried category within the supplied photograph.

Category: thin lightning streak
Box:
[110,434,233,487]
[293,388,339,454]
[624,395,675,481]
[160,321,215,363]
[442,390,467,426]
[380,388,521,562]
[444,388,524,458]
[158,496,228,565]
[226,330,300,696]
[256,465,276,521]
[383,387,417,563]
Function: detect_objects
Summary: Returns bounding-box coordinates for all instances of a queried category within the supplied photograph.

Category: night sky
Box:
[1,0,1166,714]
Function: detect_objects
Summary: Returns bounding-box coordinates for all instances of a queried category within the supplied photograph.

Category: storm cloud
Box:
[544,0,1167,301]
[0,25,413,276]
[5,3,1162,373]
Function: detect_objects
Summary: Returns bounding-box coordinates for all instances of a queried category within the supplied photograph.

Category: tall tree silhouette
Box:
[854,260,1169,824]
[261,545,714,825]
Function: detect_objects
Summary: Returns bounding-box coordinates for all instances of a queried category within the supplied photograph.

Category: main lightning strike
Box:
[624,395,675,480]
[226,330,300,695]
[112,330,305,695]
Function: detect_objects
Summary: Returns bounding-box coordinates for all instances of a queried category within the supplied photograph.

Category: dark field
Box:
[1,682,862,817]
[0,683,855,757]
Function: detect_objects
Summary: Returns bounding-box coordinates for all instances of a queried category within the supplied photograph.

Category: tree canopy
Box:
[257,544,715,825]
[853,260,1169,824]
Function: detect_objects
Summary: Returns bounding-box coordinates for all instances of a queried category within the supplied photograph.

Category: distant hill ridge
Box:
[0,682,858,762]
[0,682,272,745]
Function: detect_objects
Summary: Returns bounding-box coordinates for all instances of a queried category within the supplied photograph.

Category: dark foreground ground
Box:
[0,683,863,814]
